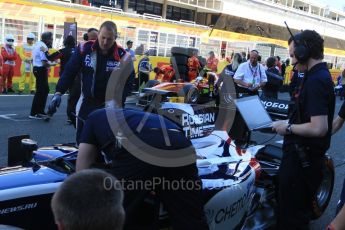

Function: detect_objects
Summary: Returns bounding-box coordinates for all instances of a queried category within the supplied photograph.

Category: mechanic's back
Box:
[77,108,209,230]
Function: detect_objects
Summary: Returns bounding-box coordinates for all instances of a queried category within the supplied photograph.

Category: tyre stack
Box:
[170,47,199,82]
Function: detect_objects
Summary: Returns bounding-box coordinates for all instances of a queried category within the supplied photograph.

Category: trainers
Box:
[30,90,35,94]
[18,90,23,95]
[29,114,48,120]
[29,114,43,120]
[2,89,7,94]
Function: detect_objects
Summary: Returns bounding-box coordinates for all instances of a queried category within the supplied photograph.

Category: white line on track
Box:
[0,114,31,122]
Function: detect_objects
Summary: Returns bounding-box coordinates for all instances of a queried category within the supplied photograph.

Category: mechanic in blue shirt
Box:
[48,21,134,143]
[273,30,335,229]
[76,107,209,230]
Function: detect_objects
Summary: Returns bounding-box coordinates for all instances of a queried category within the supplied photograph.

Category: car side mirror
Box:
[21,139,38,163]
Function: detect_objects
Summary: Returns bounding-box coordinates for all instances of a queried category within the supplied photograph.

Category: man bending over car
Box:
[76,107,209,230]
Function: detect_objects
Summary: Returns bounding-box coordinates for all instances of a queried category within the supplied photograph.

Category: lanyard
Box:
[249,64,258,84]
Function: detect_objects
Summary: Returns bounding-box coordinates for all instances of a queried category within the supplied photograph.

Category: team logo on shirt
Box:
[106,61,120,72]
[84,54,93,68]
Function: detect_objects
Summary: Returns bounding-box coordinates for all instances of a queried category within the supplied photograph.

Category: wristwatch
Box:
[286,124,292,135]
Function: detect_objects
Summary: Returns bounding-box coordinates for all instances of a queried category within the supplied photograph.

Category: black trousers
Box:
[138,72,149,88]
[30,67,49,116]
[105,153,209,230]
[277,144,324,230]
[76,82,131,143]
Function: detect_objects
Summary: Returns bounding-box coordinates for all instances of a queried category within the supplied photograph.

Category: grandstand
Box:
[0,0,344,68]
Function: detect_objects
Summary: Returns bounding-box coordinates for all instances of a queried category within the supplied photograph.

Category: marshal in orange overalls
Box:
[187,56,200,81]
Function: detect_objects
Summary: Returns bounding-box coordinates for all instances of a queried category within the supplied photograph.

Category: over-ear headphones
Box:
[293,33,310,64]
[284,22,310,64]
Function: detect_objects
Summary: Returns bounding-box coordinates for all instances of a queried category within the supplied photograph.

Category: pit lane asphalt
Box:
[0,93,344,230]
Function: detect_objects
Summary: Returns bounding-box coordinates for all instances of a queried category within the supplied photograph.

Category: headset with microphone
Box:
[284,21,310,64]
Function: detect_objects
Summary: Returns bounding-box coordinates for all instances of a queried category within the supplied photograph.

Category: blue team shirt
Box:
[80,108,194,161]
[56,41,129,102]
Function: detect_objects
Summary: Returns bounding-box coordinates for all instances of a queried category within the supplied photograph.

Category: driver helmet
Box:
[27,32,35,40]
[5,34,14,46]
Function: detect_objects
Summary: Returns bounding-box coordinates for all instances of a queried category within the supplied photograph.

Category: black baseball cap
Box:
[127,40,133,45]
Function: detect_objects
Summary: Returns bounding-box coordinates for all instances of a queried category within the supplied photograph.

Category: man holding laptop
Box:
[272,30,335,229]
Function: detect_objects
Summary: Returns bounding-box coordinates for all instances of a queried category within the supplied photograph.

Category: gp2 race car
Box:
[137,68,218,106]
[138,46,218,106]
[0,100,335,230]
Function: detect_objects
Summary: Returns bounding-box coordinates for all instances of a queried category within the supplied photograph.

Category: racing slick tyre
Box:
[311,154,335,219]
[171,47,189,81]
[145,80,160,88]
[173,55,189,65]
[171,47,198,57]
[179,84,199,103]
[177,64,188,81]
[171,47,189,57]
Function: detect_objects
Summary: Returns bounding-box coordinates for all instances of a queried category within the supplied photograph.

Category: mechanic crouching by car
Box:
[48,21,134,144]
[154,60,175,82]
[76,107,209,230]
[272,30,335,230]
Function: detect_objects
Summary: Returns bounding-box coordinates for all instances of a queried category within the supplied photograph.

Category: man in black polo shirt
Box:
[273,30,335,229]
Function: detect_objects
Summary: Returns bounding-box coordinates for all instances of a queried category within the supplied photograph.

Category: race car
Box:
[137,46,218,106]
[138,69,218,106]
[0,100,335,230]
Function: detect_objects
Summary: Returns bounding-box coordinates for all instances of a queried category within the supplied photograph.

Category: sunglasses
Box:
[7,39,14,42]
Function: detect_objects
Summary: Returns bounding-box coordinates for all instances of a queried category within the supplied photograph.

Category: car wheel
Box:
[311,154,334,219]
[179,84,199,103]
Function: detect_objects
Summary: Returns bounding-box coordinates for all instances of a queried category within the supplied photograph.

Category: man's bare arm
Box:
[76,143,98,171]
[332,116,345,135]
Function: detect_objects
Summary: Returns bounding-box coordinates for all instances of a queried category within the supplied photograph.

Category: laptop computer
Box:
[234,96,273,131]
